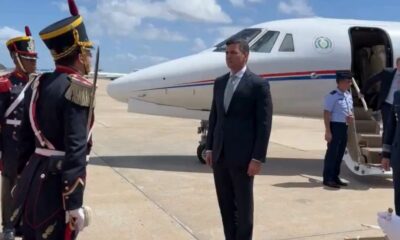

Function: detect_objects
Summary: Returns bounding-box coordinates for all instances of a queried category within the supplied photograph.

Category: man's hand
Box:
[325,131,332,143]
[247,160,262,176]
[357,92,364,99]
[205,151,213,167]
[346,115,354,124]
[381,158,391,171]
[68,208,85,231]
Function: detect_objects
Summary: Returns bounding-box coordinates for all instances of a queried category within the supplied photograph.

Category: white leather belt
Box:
[35,148,90,161]
[35,148,65,157]
[6,119,21,126]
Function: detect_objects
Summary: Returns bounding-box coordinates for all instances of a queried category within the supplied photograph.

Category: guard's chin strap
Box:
[15,53,27,74]
[80,47,90,75]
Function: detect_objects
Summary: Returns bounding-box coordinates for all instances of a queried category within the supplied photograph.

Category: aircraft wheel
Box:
[197,144,207,164]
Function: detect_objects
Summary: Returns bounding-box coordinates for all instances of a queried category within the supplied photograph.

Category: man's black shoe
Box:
[323,181,341,188]
[335,179,348,187]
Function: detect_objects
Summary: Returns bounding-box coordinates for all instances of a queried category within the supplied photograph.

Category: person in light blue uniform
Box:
[322,71,354,188]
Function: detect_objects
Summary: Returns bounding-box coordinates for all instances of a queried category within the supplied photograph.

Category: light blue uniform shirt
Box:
[324,89,353,123]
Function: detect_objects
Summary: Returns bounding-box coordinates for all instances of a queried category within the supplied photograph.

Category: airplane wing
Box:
[88,71,133,80]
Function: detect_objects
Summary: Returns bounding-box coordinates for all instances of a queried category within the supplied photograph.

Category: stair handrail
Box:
[351,77,368,112]
[348,77,364,165]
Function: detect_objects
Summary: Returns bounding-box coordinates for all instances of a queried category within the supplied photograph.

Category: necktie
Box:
[224,75,236,112]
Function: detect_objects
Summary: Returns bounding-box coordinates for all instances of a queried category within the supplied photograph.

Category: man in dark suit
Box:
[205,38,273,240]
[360,57,400,135]
[382,90,400,216]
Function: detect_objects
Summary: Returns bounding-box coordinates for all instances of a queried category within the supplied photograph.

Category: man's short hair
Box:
[396,57,400,65]
[226,38,249,54]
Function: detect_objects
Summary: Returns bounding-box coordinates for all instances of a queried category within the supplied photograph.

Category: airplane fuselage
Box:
[108,18,400,120]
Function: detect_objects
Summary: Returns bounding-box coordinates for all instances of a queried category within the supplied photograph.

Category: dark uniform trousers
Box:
[1,175,16,229]
[213,153,254,240]
[16,155,67,240]
[323,122,348,182]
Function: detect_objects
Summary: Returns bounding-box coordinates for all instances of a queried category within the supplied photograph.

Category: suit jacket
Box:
[361,68,396,109]
[382,90,400,162]
[206,69,273,167]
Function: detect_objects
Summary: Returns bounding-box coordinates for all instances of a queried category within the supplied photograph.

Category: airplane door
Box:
[349,27,393,110]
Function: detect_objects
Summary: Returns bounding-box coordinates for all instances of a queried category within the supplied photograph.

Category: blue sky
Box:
[1,0,400,73]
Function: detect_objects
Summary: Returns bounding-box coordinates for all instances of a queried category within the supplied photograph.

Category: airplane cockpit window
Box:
[279,34,295,52]
[250,31,280,53]
[214,28,262,52]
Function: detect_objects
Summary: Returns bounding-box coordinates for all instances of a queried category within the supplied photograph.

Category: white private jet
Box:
[107,17,400,176]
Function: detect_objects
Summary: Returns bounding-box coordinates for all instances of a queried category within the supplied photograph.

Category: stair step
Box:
[356,120,379,134]
[361,147,382,164]
[354,107,372,120]
[358,133,382,147]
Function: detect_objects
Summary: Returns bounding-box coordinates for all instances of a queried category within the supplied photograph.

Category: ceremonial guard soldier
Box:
[0,26,37,240]
[11,0,95,239]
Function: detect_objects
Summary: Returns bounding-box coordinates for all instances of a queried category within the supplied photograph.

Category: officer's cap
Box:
[6,26,37,60]
[39,0,92,60]
[336,70,353,82]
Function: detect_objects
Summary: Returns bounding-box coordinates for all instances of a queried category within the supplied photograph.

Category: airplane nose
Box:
[107,51,226,103]
[107,75,133,102]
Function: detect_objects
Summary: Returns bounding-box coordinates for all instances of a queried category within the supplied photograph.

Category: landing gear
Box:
[197,120,208,164]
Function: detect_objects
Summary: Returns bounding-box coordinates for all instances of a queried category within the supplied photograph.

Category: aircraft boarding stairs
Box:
[346,85,390,176]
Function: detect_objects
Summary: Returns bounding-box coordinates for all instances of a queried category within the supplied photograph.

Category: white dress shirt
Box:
[386,70,400,104]
[229,65,247,91]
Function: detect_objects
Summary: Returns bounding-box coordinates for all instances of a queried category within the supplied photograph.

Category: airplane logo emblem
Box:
[314,36,333,53]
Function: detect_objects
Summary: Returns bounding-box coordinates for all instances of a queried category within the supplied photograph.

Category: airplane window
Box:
[214,28,262,52]
[250,31,280,53]
[279,34,295,52]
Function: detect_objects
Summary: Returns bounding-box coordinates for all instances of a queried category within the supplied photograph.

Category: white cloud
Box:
[0,26,23,68]
[192,38,207,52]
[166,0,231,23]
[81,0,230,39]
[278,0,315,17]
[0,27,24,42]
[229,0,263,7]
[141,24,187,42]
[229,0,245,7]
[52,1,69,12]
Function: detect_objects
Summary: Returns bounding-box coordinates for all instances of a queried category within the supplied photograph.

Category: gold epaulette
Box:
[65,74,94,107]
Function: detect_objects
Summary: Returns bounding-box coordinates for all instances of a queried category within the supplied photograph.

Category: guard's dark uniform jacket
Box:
[383,90,400,216]
[0,71,30,177]
[0,71,31,233]
[11,66,94,239]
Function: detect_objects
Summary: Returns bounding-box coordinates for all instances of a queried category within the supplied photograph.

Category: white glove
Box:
[377,210,400,240]
[68,208,85,231]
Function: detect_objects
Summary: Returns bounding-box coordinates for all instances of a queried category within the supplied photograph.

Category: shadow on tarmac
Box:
[90,155,393,190]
